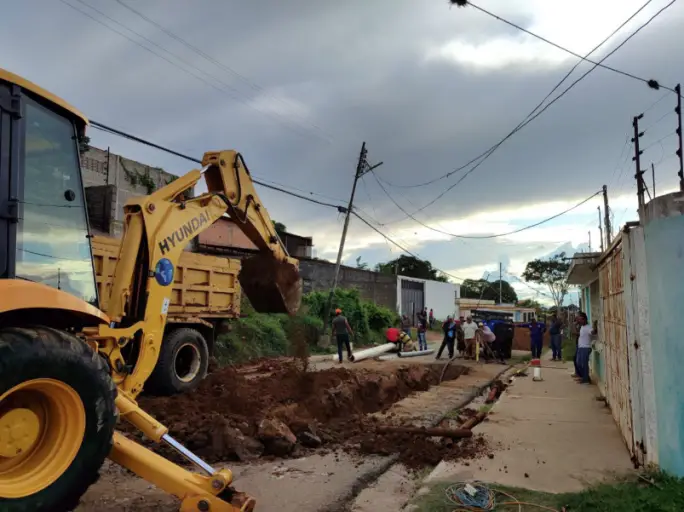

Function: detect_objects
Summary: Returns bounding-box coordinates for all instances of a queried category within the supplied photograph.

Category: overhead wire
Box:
[461,0,674,93]
[111,0,332,140]
[380,0,674,196]
[401,0,677,216]
[60,0,329,143]
[90,121,346,211]
[372,170,602,239]
[351,211,466,283]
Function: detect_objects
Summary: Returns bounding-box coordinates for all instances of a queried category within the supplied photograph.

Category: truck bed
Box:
[91,235,241,319]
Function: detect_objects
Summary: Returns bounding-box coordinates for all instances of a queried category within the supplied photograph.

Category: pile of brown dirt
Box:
[130,359,476,468]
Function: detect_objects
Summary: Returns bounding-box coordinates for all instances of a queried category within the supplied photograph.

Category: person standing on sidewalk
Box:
[524,318,546,359]
[331,308,354,363]
[549,314,563,361]
[400,314,411,336]
[429,308,434,329]
[576,312,595,384]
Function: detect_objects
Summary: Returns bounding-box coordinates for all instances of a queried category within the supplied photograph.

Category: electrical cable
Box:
[351,211,466,283]
[88,120,347,210]
[60,0,329,142]
[460,0,673,93]
[401,0,677,214]
[381,0,675,193]
[444,480,560,511]
[111,0,332,140]
[372,172,602,239]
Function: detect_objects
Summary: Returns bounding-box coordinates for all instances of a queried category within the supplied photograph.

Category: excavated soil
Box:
[129,360,480,468]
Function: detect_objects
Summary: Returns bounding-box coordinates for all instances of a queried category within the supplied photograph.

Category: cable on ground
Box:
[445,481,561,511]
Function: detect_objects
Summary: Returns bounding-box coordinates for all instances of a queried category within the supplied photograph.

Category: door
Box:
[0,81,21,279]
[599,240,636,458]
[401,278,424,326]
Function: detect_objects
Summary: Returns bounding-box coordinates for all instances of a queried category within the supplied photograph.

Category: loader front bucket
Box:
[239,255,302,315]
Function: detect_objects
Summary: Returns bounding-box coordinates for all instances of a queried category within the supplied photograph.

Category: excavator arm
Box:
[89,150,302,511]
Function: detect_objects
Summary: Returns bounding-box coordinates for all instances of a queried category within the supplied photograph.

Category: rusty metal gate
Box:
[599,241,636,457]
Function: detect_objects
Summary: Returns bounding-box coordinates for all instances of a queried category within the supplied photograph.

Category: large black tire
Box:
[146,327,209,396]
[0,326,117,512]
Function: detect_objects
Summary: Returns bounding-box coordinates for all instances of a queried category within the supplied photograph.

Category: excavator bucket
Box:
[239,255,302,315]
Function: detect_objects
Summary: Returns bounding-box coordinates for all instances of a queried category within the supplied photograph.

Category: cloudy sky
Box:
[4,0,684,302]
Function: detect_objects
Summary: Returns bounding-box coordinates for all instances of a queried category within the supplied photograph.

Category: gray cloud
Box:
[3,0,683,278]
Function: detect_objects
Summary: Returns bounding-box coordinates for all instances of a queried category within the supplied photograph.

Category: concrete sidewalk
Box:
[423,355,635,493]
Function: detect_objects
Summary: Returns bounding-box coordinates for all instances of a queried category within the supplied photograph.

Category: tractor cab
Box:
[0,69,97,306]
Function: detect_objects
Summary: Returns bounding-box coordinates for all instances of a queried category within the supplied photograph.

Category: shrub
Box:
[214,313,288,365]
[303,288,397,344]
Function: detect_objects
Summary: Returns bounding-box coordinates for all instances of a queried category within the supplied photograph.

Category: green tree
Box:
[355,256,369,270]
[375,255,448,282]
[517,298,542,310]
[272,220,287,237]
[460,278,517,303]
[522,252,571,309]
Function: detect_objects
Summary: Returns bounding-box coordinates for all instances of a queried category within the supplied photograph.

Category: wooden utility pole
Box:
[676,84,684,191]
[322,143,382,334]
[598,206,604,252]
[602,185,611,245]
[632,115,646,219]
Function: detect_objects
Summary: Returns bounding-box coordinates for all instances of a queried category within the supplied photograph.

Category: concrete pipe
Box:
[350,343,396,363]
[398,349,434,358]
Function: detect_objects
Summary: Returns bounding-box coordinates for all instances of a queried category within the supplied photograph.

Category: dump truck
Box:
[0,67,302,511]
[92,235,242,395]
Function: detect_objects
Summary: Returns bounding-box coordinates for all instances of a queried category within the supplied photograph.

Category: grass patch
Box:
[411,471,684,512]
[478,404,494,414]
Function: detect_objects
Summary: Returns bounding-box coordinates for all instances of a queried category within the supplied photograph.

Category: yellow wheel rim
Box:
[0,379,86,499]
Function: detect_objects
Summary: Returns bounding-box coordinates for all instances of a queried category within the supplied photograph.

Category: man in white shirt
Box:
[576,312,595,384]
[462,316,478,359]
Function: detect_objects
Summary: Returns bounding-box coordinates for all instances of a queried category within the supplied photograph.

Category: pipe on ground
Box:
[398,349,434,358]
[350,343,396,362]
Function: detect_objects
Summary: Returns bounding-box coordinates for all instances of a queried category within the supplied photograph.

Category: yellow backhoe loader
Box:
[0,68,302,511]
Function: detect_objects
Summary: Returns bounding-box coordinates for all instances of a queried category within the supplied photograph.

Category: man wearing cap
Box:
[331,308,354,363]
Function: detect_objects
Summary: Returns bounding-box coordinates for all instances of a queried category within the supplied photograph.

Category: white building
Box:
[396,275,460,323]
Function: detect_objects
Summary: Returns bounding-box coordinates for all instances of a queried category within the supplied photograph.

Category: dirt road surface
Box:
[78,357,508,511]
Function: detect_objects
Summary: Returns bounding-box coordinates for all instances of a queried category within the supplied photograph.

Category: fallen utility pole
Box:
[375,425,473,439]
[322,143,383,335]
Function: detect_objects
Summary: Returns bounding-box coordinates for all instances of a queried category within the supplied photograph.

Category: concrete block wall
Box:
[298,258,397,310]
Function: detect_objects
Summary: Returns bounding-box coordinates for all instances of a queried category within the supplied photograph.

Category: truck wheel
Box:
[146,328,209,396]
[0,326,117,512]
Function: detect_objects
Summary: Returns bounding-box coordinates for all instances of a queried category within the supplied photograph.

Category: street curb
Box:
[329,363,514,512]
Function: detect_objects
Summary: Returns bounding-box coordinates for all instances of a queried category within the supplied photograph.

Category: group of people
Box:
[400,307,432,351]
[435,315,505,363]
[525,312,595,384]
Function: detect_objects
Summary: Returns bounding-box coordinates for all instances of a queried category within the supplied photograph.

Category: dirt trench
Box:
[127,359,476,468]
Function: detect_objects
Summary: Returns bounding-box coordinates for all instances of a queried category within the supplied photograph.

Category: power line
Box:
[381,0,673,193]
[60,0,329,142]
[373,169,602,239]
[111,0,332,140]
[460,0,671,93]
[351,211,466,283]
[90,120,347,211]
